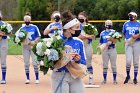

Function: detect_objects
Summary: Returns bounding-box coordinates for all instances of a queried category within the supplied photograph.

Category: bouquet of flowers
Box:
[13,30,28,45]
[32,35,70,75]
[0,22,13,34]
[0,22,13,40]
[97,31,122,54]
[107,31,122,42]
[82,24,98,36]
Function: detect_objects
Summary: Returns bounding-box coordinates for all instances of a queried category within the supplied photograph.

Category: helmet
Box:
[105,20,112,26]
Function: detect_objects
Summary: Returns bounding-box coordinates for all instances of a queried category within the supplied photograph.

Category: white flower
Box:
[36,42,44,56]
[40,61,44,66]
[112,34,116,38]
[46,41,52,47]
[43,38,53,47]
[44,49,51,56]
[36,42,43,48]
[48,33,55,38]
[7,23,13,33]
[1,24,6,28]
[18,32,25,38]
[92,26,94,28]
[56,35,61,40]
[15,37,20,43]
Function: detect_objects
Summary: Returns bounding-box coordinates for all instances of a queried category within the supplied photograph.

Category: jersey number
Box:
[129,29,135,35]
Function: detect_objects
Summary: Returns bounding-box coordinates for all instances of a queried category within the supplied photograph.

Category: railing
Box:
[5,20,128,23]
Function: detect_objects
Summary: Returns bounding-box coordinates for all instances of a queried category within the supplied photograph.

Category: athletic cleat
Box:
[101,80,106,84]
[133,79,138,84]
[35,80,39,84]
[113,80,118,84]
[88,76,93,85]
[25,80,30,84]
[0,80,6,84]
[124,76,130,84]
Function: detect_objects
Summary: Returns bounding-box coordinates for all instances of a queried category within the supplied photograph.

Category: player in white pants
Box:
[122,12,140,84]
[0,11,12,84]
[18,13,41,84]
[99,20,117,84]
[51,11,86,93]
[78,11,95,84]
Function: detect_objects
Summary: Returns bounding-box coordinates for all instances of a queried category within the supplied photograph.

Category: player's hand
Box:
[107,41,112,46]
[28,41,36,46]
[88,34,95,39]
[51,26,59,30]
[132,34,139,39]
[70,52,81,62]
[0,31,5,36]
[73,54,81,62]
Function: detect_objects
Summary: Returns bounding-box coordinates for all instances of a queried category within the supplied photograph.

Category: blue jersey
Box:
[80,24,93,44]
[100,30,115,48]
[0,21,7,39]
[122,20,140,41]
[45,22,62,35]
[57,35,86,71]
[19,24,41,41]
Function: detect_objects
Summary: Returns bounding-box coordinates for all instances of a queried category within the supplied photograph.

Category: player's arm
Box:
[79,33,95,39]
[132,34,140,39]
[43,24,59,35]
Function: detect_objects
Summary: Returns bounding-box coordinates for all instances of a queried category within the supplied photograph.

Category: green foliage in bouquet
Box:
[82,24,98,35]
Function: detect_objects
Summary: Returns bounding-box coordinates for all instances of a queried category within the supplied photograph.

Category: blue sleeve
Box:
[99,33,103,43]
[79,41,86,65]
[122,23,126,35]
[35,26,41,37]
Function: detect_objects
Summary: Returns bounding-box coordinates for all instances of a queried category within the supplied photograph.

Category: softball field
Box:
[0,55,140,93]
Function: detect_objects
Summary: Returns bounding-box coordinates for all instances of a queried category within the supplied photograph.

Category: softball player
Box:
[18,13,41,84]
[78,11,95,84]
[51,11,86,93]
[122,12,140,84]
[44,11,62,36]
[99,20,117,84]
[0,11,10,84]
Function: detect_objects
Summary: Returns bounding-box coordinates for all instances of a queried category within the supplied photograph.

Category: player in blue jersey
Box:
[78,11,95,84]
[0,11,12,84]
[122,12,140,84]
[51,11,86,93]
[18,13,41,84]
[44,11,62,37]
[99,20,118,84]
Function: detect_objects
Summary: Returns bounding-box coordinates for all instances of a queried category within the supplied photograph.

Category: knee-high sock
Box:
[2,67,6,80]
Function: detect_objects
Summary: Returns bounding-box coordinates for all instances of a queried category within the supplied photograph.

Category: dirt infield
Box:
[0,55,140,93]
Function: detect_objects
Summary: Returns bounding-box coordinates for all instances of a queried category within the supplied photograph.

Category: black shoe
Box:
[133,79,138,84]
[124,76,130,84]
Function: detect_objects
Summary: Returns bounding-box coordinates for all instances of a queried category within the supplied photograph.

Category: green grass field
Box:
[8,40,22,55]
[7,38,125,55]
